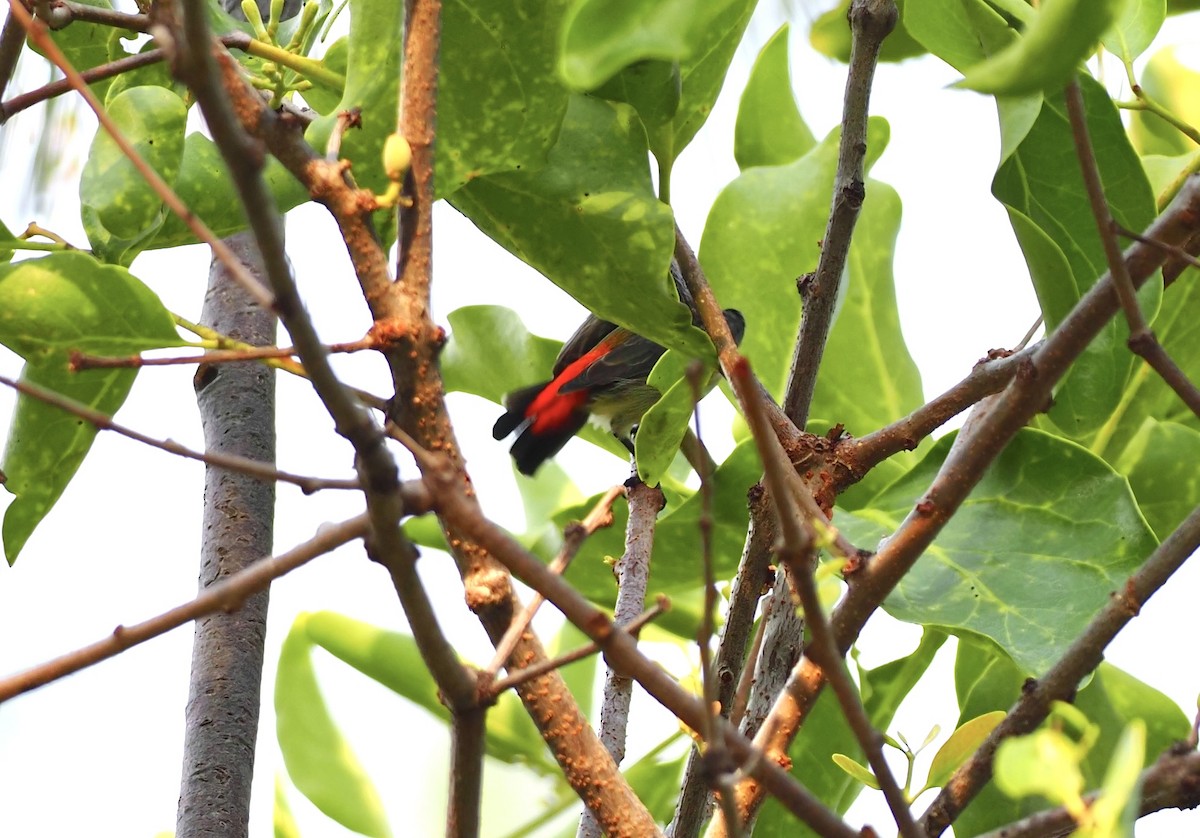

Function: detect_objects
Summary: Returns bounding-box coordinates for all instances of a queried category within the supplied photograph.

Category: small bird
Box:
[493,264,745,475]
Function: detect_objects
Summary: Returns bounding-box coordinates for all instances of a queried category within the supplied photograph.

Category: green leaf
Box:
[1089,720,1146,837]
[838,429,1157,676]
[993,77,1157,442]
[275,614,392,838]
[699,118,893,400]
[811,0,927,64]
[592,60,681,137]
[80,86,188,243]
[735,24,816,170]
[904,0,1016,73]
[994,726,1086,805]
[299,36,349,115]
[1114,418,1200,538]
[438,0,572,196]
[634,349,721,486]
[442,306,562,404]
[274,778,302,838]
[831,754,879,789]
[1102,0,1166,62]
[304,0,402,196]
[925,710,1006,791]
[623,736,689,821]
[150,134,309,251]
[952,640,1188,836]
[301,610,554,769]
[104,38,188,105]
[0,253,185,564]
[1130,47,1200,157]
[0,219,14,265]
[451,95,710,358]
[559,0,756,166]
[957,0,1125,95]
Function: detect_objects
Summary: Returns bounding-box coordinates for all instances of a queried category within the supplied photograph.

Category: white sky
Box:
[0,2,1198,836]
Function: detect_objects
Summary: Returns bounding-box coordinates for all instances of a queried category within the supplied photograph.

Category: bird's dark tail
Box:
[492,382,589,476]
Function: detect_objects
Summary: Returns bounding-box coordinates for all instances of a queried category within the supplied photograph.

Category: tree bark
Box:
[176,231,276,838]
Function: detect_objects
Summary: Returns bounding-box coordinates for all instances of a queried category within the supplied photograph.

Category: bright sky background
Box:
[1,1,1198,836]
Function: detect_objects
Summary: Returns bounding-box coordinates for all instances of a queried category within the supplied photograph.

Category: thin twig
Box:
[0,515,374,703]
[38,0,148,32]
[0,372,360,492]
[484,485,624,678]
[1065,77,1147,334]
[782,0,898,426]
[839,343,1038,489]
[7,0,277,310]
[70,336,377,370]
[490,599,668,695]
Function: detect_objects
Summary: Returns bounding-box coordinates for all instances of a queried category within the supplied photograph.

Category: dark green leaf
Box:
[275,615,392,838]
[30,0,126,100]
[993,76,1157,442]
[0,253,185,563]
[80,86,187,243]
[451,95,710,358]
[839,430,1157,676]
[592,60,681,135]
[735,24,815,170]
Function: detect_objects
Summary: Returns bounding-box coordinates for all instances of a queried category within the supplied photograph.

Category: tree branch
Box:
[729,175,1200,826]
[579,480,663,838]
[918,500,1200,835]
[0,372,359,493]
[0,514,373,703]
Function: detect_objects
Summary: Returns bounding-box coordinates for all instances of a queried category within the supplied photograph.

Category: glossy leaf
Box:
[438,0,572,196]
[700,119,903,405]
[957,0,1124,95]
[735,24,816,170]
[451,95,709,358]
[80,86,187,244]
[150,134,308,251]
[592,59,681,137]
[811,0,927,64]
[839,430,1157,676]
[1102,0,1166,62]
[0,253,185,564]
[275,614,392,838]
